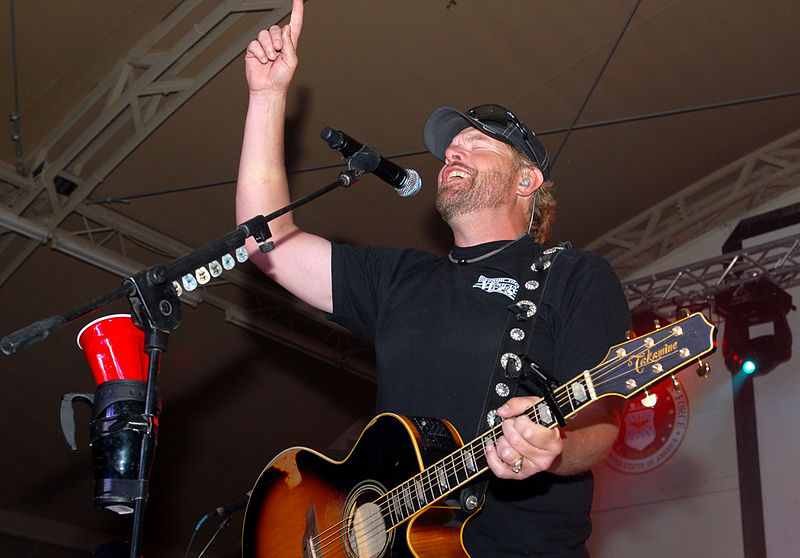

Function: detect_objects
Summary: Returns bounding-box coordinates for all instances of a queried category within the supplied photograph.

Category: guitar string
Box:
[310,324,702,554]
[547,327,689,411]
[311,428,503,556]
[313,328,695,555]
[313,345,689,557]
[309,337,620,557]
[311,328,691,555]
[530,323,694,413]
[309,419,503,555]
[561,327,693,398]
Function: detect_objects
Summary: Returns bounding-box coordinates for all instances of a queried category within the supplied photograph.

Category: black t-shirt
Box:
[328,235,631,557]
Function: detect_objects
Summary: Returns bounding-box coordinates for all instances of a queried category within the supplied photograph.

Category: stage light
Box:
[715,279,794,376]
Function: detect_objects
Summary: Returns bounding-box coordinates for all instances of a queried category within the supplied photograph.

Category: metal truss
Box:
[623,232,800,319]
[12,1,291,203]
[587,129,800,279]
[0,0,376,380]
[2,0,291,265]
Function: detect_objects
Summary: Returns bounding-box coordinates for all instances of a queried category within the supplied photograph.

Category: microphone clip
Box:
[345,144,381,175]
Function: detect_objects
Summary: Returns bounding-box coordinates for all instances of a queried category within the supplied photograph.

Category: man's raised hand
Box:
[244,0,304,94]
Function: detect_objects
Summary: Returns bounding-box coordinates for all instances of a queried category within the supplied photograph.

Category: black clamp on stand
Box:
[61,380,158,515]
[1,164,365,558]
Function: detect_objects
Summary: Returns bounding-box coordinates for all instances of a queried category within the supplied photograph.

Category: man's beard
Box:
[436,167,515,223]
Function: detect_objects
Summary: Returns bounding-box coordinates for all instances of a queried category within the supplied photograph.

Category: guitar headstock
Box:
[592,312,717,399]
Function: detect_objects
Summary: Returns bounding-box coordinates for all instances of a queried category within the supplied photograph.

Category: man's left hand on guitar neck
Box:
[485,395,623,480]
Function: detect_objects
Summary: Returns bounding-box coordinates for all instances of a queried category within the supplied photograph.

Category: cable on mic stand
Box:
[183,512,212,558]
[183,491,252,558]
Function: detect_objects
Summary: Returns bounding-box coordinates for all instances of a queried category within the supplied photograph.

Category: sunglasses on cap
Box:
[423,103,550,180]
[469,104,549,175]
[466,104,529,139]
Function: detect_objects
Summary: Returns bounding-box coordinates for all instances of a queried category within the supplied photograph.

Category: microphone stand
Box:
[1,168,363,558]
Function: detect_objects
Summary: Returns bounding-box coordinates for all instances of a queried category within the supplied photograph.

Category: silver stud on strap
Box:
[495,382,510,397]
[510,328,525,341]
[513,301,537,318]
[525,280,539,290]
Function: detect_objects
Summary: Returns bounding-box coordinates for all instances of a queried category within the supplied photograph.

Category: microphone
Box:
[321,127,421,197]
[213,490,252,517]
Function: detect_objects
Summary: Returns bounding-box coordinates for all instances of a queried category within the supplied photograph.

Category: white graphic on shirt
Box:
[472,275,519,300]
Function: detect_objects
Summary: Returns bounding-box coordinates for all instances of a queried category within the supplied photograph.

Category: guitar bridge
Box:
[303,504,319,558]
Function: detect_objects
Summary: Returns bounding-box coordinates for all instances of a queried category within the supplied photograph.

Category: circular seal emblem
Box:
[605,379,689,474]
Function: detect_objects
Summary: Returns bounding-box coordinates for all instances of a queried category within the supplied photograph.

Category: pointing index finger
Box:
[289,0,304,47]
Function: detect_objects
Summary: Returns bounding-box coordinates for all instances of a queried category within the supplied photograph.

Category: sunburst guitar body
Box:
[242,413,475,557]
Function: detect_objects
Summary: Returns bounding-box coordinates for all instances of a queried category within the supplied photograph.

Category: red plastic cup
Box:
[77,314,149,384]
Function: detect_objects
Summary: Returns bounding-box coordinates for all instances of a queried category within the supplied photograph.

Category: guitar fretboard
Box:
[376,372,598,529]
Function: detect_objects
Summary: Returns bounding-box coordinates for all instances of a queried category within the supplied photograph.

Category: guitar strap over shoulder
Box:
[458,241,570,513]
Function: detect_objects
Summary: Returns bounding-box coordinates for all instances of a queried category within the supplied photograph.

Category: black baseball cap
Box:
[423,103,550,181]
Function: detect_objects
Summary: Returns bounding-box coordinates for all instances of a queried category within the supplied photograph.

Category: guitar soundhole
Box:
[343,481,393,558]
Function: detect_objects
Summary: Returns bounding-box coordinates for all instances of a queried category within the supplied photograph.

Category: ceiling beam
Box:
[21,1,290,224]
[622,231,800,317]
[0,0,293,290]
[586,129,800,276]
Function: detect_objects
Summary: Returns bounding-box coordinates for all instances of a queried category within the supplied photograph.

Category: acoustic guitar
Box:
[242,312,716,557]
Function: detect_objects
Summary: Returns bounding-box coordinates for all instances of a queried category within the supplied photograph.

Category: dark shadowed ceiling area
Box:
[1,1,799,556]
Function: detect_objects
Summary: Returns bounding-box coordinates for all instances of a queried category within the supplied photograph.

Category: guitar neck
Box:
[375,313,716,531]
[376,382,584,530]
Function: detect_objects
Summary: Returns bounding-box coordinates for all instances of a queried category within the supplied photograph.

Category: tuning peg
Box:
[641,390,658,408]
[677,308,690,319]
[696,360,711,378]
[671,375,682,392]
[625,329,636,340]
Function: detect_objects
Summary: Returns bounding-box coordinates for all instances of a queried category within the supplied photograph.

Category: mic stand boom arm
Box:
[0,168,362,558]
[1,169,362,356]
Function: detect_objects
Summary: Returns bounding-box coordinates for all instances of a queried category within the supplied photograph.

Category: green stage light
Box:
[715,279,793,377]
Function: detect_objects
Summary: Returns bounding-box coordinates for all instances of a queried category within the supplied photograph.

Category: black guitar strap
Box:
[458,241,570,513]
